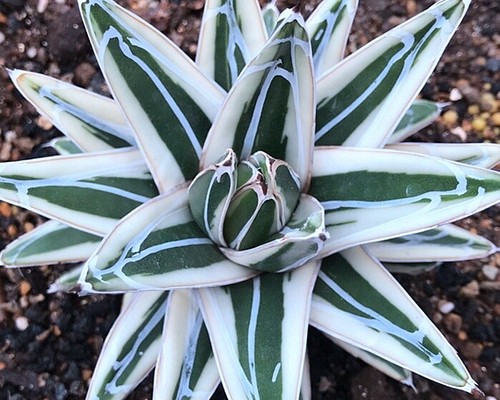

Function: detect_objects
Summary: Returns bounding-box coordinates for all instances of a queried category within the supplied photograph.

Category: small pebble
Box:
[482,265,498,281]
[438,300,455,314]
[443,313,462,334]
[468,104,480,115]
[15,316,29,331]
[491,112,500,126]
[471,117,487,132]
[19,281,32,296]
[442,109,458,126]
[459,280,480,297]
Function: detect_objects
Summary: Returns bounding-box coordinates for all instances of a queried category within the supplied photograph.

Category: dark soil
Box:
[0,1,498,399]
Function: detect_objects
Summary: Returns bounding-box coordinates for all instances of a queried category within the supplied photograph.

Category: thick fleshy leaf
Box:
[315,0,470,147]
[9,69,135,151]
[366,224,496,262]
[261,1,280,36]
[223,152,301,251]
[310,147,500,257]
[154,290,219,400]
[388,100,446,144]
[188,149,238,246]
[311,247,478,393]
[201,10,315,190]
[196,0,267,91]
[46,137,84,155]
[0,220,100,267]
[328,335,414,385]
[0,149,157,236]
[87,291,168,400]
[198,261,319,400]
[79,188,257,293]
[386,142,500,168]
[79,0,225,192]
[306,0,358,76]
[383,261,441,275]
[48,264,85,293]
[221,194,326,272]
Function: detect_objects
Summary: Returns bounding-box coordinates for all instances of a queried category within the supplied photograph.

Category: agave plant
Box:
[1,0,499,398]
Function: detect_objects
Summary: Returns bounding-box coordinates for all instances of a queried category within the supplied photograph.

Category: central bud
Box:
[189,149,300,250]
[188,149,326,273]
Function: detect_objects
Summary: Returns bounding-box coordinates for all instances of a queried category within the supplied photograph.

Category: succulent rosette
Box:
[1,0,499,399]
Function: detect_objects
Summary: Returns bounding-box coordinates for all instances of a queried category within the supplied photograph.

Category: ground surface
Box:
[0,0,498,399]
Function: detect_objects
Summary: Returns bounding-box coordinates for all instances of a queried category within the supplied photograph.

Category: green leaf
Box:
[328,335,414,385]
[388,100,446,144]
[222,152,301,251]
[383,261,441,275]
[306,0,358,75]
[0,220,100,267]
[48,264,85,293]
[196,0,267,90]
[221,194,326,272]
[198,261,319,400]
[311,247,478,393]
[261,1,280,36]
[79,188,257,293]
[310,147,500,257]
[154,289,219,399]
[0,149,158,236]
[9,69,136,151]
[366,224,496,262]
[87,291,168,400]
[189,149,238,247]
[46,137,84,155]
[316,0,470,147]
[386,142,500,168]
[79,0,225,192]
[201,10,315,190]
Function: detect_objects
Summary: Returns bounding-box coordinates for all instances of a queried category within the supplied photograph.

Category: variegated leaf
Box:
[0,149,157,236]
[196,0,267,91]
[48,264,85,293]
[189,149,238,246]
[9,69,135,151]
[154,290,219,400]
[79,0,225,192]
[261,1,280,36]
[311,247,478,393]
[315,0,470,147]
[198,261,320,400]
[87,291,168,400]
[328,335,414,386]
[366,224,496,262]
[306,0,358,76]
[201,10,315,190]
[221,194,326,272]
[310,147,500,257]
[383,262,441,275]
[388,100,446,144]
[46,137,84,155]
[79,188,257,293]
[0,220,100,267]
[386,142,500,168]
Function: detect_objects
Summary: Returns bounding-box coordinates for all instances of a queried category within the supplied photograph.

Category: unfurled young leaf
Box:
[201,9,315,189]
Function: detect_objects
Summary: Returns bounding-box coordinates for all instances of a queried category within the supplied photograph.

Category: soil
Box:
[0,0,498,399]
